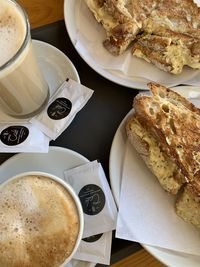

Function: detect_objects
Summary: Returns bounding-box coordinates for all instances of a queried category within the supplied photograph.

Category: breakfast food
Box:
[85,0,200,74]
[176,180,200,228]
[84,0,140,55]
[126,83,200,227]
[0,174,81,267]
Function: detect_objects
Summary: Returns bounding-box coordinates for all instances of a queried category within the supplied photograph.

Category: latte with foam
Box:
[0,0,49,118]
[0,1,25,67]
[0,175,80,267]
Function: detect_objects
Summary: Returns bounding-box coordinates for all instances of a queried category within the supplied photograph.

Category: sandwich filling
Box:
[129,116,185,194]
[85,0,200,73]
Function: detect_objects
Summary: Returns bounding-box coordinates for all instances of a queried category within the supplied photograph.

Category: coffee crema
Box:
[0,175,80,267]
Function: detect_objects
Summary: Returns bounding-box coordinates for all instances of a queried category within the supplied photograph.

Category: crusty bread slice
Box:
[176,180,200,228]
[132,33,200,74]
[126,114,185,194]
[85,0,140,55]
[127,82,200,227]
[133,83,200,183]
[132,35,175,73]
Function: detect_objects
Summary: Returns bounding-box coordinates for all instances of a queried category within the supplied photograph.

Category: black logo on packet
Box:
[0,126,29,146]
[78,184,105,216]
[82,233,103,243]
[47,97,72,120]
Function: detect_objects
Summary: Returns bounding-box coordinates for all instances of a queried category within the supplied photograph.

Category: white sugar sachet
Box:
[0,123,49,153]
[64,160,118,238]
[30,79,94,140]
[74,231,113,265]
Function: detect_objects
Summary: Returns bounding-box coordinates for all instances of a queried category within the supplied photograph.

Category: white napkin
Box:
[116,142,200,256]
[75,0,200,87]
[66,259,96,267]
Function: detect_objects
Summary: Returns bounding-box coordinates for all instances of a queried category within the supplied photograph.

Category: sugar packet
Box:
[64,160,118,238]
[74,231,113,265]
[30,79,94,140]
[0,123,49,153]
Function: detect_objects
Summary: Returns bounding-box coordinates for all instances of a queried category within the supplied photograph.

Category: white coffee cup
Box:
[0,171,84,267]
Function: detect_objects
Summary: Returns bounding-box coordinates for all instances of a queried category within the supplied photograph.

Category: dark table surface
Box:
[0,20,142,265]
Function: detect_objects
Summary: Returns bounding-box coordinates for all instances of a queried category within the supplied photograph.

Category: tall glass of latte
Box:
[0,0,49,118]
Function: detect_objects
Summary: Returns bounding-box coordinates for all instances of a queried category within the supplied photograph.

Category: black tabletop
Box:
[0,20,142,266]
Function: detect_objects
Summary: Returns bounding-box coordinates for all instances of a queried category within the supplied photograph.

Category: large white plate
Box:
[109,86,200,267]
[0,39,80,123]
[64,0,200,90]
[0,146,96,267]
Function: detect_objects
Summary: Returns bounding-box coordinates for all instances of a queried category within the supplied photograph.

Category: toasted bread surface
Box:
[85,0,139,55]
[85,0,200,72]
[176,183,200,228]
[133,83,200,182]
[127,83,200,227]
[126,114,185,194]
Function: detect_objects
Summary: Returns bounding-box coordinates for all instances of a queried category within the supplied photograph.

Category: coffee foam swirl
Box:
[0,175,80,267]
[0,0,26,67]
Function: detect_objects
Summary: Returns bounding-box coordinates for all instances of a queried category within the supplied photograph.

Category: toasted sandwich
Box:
[176,179,200,228]
[126,83,200,192]
[133,0,200,74]
[85,0,200,73]
[126,83,200,226]
[84,0,140,55]
[132,32,200,74]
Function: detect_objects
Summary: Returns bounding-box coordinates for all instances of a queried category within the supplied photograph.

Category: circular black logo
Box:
[82,233,103,243]
[78,184,105,215]
[0,126,29,146]
[47,97,72,120]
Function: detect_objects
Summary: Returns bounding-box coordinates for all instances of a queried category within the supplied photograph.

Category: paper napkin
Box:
[116,143,200,256]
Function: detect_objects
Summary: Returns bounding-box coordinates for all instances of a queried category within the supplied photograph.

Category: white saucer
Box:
[0,146,88,183]
[0,146,96,267]
[0,40,80,123]
[109,86,200,267]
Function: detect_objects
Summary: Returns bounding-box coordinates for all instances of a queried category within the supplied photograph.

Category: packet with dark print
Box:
[64,160,117,238]
[74,231,113,265]
[30,79,94,140]
[0,123,49,153]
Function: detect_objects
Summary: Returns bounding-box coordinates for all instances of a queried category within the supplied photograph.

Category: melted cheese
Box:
[133,49,151,62]
[131,118,180,191]
[165,42,200,74]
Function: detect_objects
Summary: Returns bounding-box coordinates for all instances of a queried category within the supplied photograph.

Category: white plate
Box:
[109,86,200,267]
[0,39,80,123]
[64,0,200,90]
[0,146,96,267]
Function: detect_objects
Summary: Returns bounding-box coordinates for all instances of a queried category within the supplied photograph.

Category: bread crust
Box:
[126,116,150,167]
